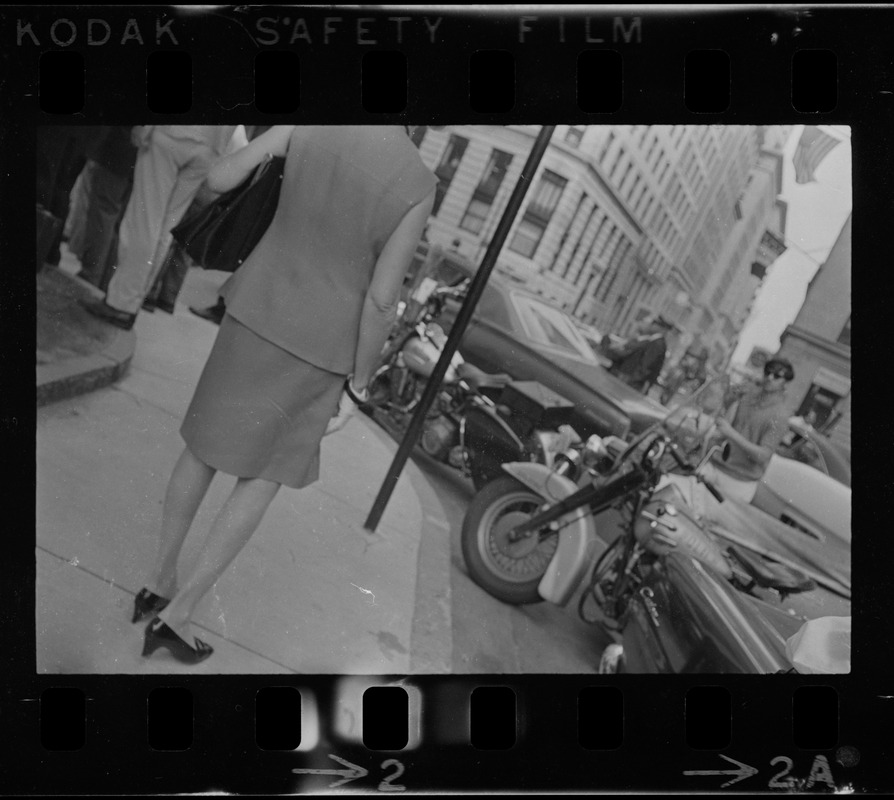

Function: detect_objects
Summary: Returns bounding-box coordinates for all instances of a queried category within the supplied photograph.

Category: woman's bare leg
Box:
[155,475,281,641]
[144,446,216,598]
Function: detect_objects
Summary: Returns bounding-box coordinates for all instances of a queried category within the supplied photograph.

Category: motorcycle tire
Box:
[461,475,559,605]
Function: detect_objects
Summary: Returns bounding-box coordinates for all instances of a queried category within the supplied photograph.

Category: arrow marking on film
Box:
[684,754,759,787]
[292,754,369,788]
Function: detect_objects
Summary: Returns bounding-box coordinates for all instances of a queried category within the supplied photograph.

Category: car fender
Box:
[501,462,605,606]
[756,455,851,543]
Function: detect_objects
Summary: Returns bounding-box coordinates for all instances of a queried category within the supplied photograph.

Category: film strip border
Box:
[4,6,874,121]
[5,3,892,795]
[25,677,876,792]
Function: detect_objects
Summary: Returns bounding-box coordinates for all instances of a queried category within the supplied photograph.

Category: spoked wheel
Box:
[461,475,559,604]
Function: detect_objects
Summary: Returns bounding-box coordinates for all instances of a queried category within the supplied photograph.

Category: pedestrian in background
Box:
[706,356,795,503]
[665,356,796,529]
[74,126,139,290]
[63,159,95,261]
[607,315,674,393]
[144,127,253,315]
[188,124,274,326]
[81,125,245,330]
[36,126,91,269]
[133,125,436,665]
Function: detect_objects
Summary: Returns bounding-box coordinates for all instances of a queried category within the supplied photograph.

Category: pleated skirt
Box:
[181,314,345,489]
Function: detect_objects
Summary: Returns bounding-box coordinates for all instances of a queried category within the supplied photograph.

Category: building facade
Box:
[414,124,790,369]
[777,213,851,451]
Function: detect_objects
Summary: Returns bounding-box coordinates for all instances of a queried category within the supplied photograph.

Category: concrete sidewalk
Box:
[35,250,453,674]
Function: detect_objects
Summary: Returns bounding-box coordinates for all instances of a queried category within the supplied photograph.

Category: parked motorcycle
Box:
[461,398,849,673]
[363,281,577,490]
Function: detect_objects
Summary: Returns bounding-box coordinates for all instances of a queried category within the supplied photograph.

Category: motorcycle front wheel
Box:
[461,476,559,605]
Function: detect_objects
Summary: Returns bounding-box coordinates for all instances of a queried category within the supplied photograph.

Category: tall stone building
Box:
[414,124,790,369]
[777,213,851,452]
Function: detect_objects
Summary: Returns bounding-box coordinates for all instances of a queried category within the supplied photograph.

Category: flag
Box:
[792,125,842,184]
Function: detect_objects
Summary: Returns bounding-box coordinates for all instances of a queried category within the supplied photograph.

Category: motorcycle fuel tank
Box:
[632,482,733,579]
[622,551,792,674]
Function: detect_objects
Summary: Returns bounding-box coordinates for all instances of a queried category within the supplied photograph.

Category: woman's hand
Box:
[324,390,358,436]
[206,125,294,194]
[324,378,369,436]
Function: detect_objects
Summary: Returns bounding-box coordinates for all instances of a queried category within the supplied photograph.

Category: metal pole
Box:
[364,125,556,532]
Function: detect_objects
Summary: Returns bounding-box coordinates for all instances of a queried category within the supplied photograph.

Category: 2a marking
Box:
[685,754,837,791]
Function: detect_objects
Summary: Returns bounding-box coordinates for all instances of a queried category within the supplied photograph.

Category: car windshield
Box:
[510,293,600,363]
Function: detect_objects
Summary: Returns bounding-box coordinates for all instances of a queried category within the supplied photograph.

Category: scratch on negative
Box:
[350,583,377,605]
[267,398,291,422]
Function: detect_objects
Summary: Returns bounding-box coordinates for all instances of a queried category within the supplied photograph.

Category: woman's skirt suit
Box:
[180,126,437,489]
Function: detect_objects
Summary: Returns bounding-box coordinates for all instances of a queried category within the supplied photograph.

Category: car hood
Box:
[549,351,668,430]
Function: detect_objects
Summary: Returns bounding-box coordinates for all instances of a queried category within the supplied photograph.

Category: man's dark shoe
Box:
[80,297,136,331]
[141,298,157,313]
[189,301,225,326]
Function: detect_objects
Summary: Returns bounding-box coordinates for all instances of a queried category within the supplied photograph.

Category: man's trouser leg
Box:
[106,133,211,314]
[66,160,96,259]
[80,164,131,285]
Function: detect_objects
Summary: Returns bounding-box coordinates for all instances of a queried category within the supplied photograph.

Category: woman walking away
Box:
[133,125,436,664]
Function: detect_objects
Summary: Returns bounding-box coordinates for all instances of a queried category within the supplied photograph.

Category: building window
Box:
[598,131,616,163]
[658,159,670,183]
[554,193,591,274]
[599,237,633,301]
[616,162,634,189]
[568,212,608,280]
[627,175,643,206]
[796,385,843,431]
[608,147,626,179]
[432,134,469,216]
[459,149,513,234]
[838,316,851,347]
[508,169,568,259]
[565,126,584,147]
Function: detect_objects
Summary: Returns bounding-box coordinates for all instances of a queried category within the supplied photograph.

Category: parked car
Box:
[776,417,851,486]
[754,418,852,545]
[436,275,669,442]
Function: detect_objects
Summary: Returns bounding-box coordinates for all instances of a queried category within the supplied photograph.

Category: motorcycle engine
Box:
[420,414,459,461]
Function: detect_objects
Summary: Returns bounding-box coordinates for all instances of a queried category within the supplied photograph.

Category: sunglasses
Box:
[764,368,790,379]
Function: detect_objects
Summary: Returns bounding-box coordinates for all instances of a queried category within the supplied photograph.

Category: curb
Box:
[36,325,135,408]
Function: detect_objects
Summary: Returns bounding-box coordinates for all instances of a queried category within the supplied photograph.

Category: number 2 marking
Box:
[378,759,406,792]
[768,756,795,789]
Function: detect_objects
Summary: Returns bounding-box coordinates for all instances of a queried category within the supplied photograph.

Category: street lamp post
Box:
[364,125,556,532]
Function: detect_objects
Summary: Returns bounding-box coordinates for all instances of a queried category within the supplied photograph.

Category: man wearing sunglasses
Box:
[706,356,796,504]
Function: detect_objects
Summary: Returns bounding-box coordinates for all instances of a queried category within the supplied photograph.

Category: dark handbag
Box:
[171,155,285,273]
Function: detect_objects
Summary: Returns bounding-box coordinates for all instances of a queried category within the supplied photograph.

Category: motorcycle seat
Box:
[456,362,513,392]
[726,545,817,594]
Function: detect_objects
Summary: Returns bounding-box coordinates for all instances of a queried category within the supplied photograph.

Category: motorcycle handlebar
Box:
[701,477,725,503]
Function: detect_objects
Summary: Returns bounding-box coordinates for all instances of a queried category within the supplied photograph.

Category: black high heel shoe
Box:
[142,617,214,664]
[132,588,170,624]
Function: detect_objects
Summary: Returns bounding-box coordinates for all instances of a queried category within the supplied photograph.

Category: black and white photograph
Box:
[36,122,852,676]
